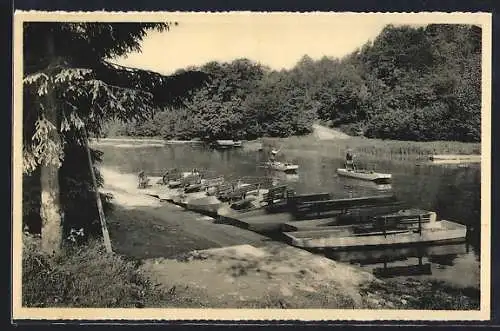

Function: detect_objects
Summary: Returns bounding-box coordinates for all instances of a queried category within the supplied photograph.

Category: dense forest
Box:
[105,24,482,143]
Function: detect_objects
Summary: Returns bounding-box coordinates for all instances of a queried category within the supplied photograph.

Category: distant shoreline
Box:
[90,137,202,145]
[92,129,481,162]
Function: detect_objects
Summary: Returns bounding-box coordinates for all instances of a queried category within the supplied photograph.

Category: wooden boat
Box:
[211,140,242,149]
[167,180,182,188]
[184,183,203,193]
[429,154,481,163]
[217,181,267,202]
[265,161,299,173]
[200,177,225,193]
[292,194,400,219]
[283,219,467,250]
[336,168,392,184]
[373,209,437,225]
[184,196,224,215]
[336,206,426,225]
[163,170,201,188]
[182,171,200,178]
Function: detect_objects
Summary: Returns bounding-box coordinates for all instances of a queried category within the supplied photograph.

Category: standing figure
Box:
[269,149,279,163]
[345,148,356,171]
[161,169,170,185]
[137,170,149,188]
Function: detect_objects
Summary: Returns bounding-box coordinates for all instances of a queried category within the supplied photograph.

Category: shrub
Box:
[22,234,167,308]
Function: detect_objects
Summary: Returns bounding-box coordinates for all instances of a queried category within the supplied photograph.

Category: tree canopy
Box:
[110,24,481,143]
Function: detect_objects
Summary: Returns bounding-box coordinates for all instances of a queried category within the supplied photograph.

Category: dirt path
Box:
[312,123,351,140]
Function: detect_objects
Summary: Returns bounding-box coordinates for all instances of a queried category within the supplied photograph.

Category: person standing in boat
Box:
[137,170,149,188]
[345,148,356,171]
[269,149,278,163]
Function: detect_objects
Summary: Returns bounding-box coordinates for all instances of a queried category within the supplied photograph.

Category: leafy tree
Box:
[354,24,481,142]
[180,59,267,140]
[242,70,316,137]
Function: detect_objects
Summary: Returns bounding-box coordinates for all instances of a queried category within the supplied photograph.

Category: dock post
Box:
[383,216,387,238]
[418,215,422,235]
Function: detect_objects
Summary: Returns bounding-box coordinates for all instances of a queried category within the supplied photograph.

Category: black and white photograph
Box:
[12,11,491,321]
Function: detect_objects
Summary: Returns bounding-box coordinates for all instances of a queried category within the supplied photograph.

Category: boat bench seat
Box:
[288,193,331,204]
[262,185,289,201]
[262,186,294,212]
[292,195,399,218]
[203,177,225,187]
[337,202,407,221]
[217,183,264,201]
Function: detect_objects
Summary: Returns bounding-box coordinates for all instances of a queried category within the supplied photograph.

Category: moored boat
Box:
[283,219,466,250]
[429,154,481,162]
[184,195,225,215]
[211,140,242,149]
[265,161,299,173]
[336,168,392,184]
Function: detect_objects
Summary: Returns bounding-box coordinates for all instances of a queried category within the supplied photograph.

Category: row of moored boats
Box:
[137,166,467,251]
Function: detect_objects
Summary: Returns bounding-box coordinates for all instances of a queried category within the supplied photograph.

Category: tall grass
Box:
[22,234,170,308]
[261,134,481,162]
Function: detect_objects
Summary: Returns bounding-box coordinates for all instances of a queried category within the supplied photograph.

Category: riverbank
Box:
[99,166,479,309]
[90,137,201,148]
[97,125,480,162]
[261,126,480,162]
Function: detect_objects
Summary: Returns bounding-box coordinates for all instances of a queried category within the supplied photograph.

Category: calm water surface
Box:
[99,144,481,289]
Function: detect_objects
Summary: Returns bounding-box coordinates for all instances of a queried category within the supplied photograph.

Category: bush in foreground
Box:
[22,234,167,308]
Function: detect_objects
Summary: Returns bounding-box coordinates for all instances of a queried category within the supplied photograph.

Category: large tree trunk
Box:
[39,33,63,255]
[40,89,62,254]
[40,88,62,254]
[39,88,63,254]
[40,151,62,255]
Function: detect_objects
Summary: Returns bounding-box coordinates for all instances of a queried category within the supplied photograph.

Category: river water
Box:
[98,143,481,290]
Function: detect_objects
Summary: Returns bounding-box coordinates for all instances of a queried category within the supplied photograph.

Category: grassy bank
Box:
[262,134,481,162]
[22,234,174,308]
[22,233,212,308]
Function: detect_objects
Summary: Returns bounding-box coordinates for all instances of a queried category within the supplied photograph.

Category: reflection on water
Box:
[98,144,481,289]
[325,243,480,289]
